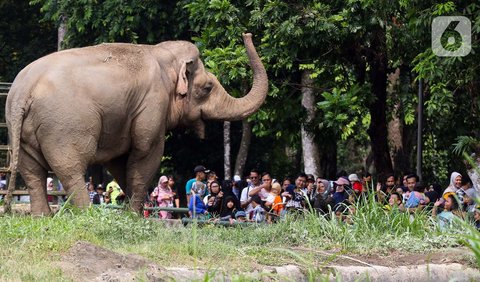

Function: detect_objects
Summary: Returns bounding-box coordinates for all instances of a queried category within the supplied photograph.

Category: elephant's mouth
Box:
[191,112,206,139]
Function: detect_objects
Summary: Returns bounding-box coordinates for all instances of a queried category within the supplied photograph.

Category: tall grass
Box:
[457,152,480,267]
[0,194,475,280]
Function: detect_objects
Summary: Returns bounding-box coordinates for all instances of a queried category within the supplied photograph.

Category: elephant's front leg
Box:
[127,140,165,213]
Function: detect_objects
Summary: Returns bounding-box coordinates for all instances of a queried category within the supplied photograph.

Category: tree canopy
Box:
[1,0,478,187]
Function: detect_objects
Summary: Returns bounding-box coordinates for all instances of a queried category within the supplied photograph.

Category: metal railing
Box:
[0,83,10,173]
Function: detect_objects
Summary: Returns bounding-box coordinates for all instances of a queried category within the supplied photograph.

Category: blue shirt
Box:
[185,178,196,194]
[189,195,207,216]
[437,210,456,231]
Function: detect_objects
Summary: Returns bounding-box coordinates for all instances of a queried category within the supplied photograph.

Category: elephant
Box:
[5,33,268,216]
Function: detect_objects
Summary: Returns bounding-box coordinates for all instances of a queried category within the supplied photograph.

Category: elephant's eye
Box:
[203,82,213,94]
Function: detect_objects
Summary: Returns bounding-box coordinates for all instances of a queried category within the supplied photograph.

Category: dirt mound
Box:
[58,241,170,281]
[59,241,480,281]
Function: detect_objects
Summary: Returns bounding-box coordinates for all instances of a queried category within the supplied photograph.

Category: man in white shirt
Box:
[240,170,262,215]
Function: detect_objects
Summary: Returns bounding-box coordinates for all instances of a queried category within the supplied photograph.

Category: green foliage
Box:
[30,0,187,47]
[0,1,56,81]
[317,84,370,140]
[5,0,480,185]
[202,43,250,89]
[459,220,480,267]
[453,136,480,156]
[422,134,450,184]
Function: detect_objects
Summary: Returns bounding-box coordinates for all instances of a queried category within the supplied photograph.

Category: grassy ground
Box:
[0,201,477,281]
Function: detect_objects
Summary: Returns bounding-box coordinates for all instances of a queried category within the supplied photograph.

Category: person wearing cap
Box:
[305,174,316,204]
[348,174,363,195]
[92,184,105,205]
[332,177,350,206]
[235,210,247,222]
[185,165,208,204]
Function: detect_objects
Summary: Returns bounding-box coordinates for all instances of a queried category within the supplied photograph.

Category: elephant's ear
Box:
[176,60,192,96]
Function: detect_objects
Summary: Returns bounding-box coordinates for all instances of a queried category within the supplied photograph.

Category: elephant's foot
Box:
[70,196,91,210]
[30,204,52,217]
[66,187,91,209]
[130,196,144,214]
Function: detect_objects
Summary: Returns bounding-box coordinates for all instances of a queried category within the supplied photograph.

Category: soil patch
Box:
[58,241,480,281]
[290,246,474,267]
[57,241,169,281]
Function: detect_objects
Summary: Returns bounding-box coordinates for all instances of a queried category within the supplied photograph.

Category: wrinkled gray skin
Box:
[5,33,268,216]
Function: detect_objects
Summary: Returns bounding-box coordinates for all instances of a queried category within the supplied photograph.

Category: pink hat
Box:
[334,177,350,186]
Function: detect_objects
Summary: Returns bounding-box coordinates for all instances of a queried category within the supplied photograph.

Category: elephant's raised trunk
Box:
[202,33,268,121]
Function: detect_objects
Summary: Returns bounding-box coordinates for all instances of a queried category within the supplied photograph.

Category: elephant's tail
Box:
[4,82,29,213]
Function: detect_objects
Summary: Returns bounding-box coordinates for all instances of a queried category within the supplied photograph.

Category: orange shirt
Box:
[272,195,284,214]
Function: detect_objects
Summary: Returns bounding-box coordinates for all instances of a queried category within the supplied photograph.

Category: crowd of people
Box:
[3,162,478,230]
[144,165,480,230]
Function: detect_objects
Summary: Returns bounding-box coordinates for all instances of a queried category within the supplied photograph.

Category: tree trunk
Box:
[301,70,321,177]
[387,68,409,176]
[234,120,251,178]
[366,26,393,179]
[223,121,231,180]
[57,14,67,51]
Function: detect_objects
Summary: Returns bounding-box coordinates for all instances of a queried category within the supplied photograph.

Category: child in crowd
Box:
[266,182,284,216]
[189,188,209,219]
[218,196,237,223]
[405,183,427,209]
[250,195,266,223]
[235,210,247,223]
[432,193,463,231]
[384,192,405,211]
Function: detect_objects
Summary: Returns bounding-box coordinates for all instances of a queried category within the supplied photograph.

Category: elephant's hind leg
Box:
[40,134,93,210]
[18,148,50,216]
[47,161,90,209]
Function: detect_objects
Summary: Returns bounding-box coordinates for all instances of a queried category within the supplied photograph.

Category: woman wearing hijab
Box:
[443,172,462,194]
[152,175,174,219]
[204,181,224,216]
[313,179,334,215]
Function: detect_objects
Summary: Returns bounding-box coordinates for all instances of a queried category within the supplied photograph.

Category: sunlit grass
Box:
[0,197,476,280]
